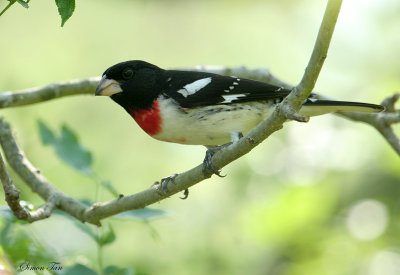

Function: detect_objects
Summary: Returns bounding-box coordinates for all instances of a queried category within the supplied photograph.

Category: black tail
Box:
[300,99,384,117]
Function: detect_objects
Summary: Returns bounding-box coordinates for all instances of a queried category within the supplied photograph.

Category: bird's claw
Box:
[180,189,189,200]
[154,174,189,199]
[203,148,226,177]
[154,173,178,194]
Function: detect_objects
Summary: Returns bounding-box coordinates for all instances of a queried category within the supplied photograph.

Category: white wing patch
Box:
[221,94,246,103]
[177,77,212,98]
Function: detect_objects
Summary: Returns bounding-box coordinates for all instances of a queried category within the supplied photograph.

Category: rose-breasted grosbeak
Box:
[96,60,383,144]
[95,60,383,174]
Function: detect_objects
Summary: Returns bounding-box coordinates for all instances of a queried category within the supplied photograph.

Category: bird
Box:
[95,60,384,176]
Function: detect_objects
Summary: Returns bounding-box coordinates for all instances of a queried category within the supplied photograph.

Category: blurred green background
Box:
[0,0,399,274]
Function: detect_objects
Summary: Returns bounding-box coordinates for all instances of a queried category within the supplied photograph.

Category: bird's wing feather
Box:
[162,70,291,108]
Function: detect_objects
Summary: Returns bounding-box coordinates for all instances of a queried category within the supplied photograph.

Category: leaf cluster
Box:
[0,0,75,26]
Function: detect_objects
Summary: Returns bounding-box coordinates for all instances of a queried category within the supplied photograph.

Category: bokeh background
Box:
[0,0,399,274]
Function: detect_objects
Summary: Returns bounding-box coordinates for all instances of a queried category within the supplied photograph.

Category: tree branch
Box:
[0,146,58,222]
[281,0,342,121]
[0,119,91,224]
[0,78,97,108]
[1,0,397,225]
[0,150,30,220]
[336,93,400,154]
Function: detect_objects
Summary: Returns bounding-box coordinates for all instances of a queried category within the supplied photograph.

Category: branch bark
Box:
[336,93,400,155]
[0,78,97,108]
[0,118,90,223]
[1,0,397,225]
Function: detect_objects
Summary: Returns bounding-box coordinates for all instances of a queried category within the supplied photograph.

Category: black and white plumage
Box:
[95,60,384,146]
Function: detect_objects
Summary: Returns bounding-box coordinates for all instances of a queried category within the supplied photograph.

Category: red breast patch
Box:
[130,101,162,136]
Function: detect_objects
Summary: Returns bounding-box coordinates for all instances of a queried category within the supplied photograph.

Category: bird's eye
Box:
[122,68,134,80]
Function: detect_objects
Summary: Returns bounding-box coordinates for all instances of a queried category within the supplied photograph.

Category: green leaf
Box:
[61,264,97,275]
[55,124,93,174]
[38,120,55,145]
[104,266,135,275]
[98,224,116,246]
[37,121,93,175]
[114,208,169,222]
[54,0,75,27]
[72,222,115,246]
[1,223,56,266]
[16,0,29,8]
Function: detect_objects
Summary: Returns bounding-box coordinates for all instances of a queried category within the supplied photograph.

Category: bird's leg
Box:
[153,174,189,199]
[203,131,243,177]
[203,146,226,177]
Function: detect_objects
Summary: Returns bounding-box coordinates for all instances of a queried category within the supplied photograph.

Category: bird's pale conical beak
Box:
[95,75,122,96]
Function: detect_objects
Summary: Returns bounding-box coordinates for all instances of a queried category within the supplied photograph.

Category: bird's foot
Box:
[203,145,228,177]
[154,174,189,199]
[202,131,243,177]
[154,173,178,194]
[180,189,189,200]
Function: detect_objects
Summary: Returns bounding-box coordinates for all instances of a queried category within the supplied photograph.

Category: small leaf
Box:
[104,266,135,275]
[54,124,93,175]
[38,120,56,145]
[60,124,78,144]
[114,208,169,222]
[61,264,97,275]
[17,0,29,8]
[55,0,75,27]
[98,224,115,246]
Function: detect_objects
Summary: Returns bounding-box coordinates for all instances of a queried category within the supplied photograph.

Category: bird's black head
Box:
[95,60,164,110]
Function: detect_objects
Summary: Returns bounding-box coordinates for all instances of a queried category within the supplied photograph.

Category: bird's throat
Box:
[129,101,162,136]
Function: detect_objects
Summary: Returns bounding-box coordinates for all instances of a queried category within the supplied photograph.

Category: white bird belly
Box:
[153,98,273,145]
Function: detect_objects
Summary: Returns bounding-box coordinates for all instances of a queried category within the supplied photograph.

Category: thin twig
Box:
[0,78,98,108]
[338,93,400,155]
[280,0,343,121]
[0,151,30,220]
[28,194,57,222]
[0,0,17,17]
[0,150,57,222]
[0,118,92,224]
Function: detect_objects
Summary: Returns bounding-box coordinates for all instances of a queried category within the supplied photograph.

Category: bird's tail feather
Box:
[300,100,384,117]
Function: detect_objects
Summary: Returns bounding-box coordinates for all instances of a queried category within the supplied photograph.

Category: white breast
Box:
[152,97,274,146]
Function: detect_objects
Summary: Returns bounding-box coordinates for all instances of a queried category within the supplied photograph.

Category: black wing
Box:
[161,70,291,108]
